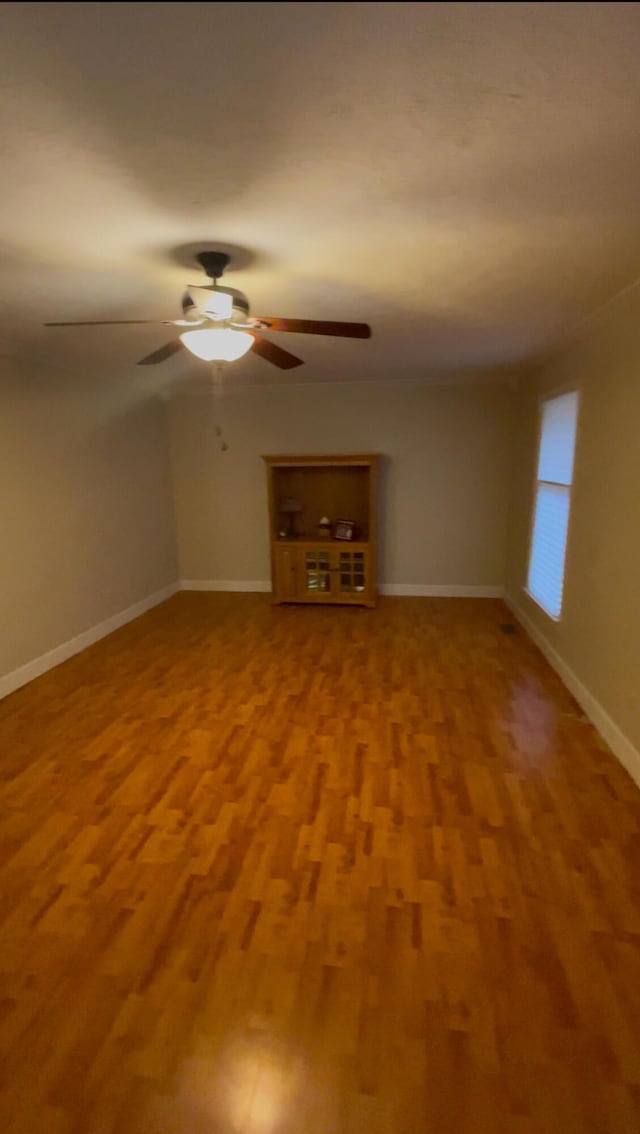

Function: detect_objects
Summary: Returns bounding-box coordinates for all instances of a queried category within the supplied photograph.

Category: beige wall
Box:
[506,284,640,755]
[0,361,178,679]
[168,381,513,588]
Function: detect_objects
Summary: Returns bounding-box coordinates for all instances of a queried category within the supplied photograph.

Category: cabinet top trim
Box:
[262,453,380,467]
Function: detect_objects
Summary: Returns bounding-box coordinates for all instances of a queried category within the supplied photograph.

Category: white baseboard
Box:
[505,592,640,789]
[180,579,271,593]
[379,584,504,598]
[0,582,179,702]
[181,580,503,598]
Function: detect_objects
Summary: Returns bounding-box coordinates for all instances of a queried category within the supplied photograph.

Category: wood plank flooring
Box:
[1,593,639,1133]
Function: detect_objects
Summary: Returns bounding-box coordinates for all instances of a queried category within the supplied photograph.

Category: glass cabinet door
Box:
[337,549,367,595]
[302,549,332,595]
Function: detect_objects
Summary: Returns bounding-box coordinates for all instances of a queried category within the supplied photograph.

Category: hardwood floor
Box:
[1,593,639,1133]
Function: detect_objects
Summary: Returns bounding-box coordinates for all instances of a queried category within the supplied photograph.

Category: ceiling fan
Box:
[44,251,372,370]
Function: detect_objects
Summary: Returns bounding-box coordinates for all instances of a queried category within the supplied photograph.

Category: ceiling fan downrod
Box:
[196,251,230,283]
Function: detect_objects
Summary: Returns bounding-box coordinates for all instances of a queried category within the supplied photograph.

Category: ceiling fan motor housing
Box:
[182,285,250,322]
[180,252,250,323]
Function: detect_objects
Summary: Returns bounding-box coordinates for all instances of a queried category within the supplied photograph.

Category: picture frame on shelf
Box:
[333,519,355,541]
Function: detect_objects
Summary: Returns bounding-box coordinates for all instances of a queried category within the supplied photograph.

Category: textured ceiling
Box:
[1,1,640,388]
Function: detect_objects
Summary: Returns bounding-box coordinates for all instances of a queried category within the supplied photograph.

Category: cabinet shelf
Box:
[262,454,379,607]
[274,537,370,548]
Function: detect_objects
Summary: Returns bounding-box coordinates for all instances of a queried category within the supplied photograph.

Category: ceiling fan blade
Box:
[253,317,371,339]
[136,340,183,366]
[44,319,174,327]
[250,332,304,369]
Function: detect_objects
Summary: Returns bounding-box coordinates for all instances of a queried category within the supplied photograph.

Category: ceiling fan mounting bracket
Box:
[197,251,230,281]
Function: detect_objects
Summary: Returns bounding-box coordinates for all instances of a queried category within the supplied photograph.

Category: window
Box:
[526,390,578,619]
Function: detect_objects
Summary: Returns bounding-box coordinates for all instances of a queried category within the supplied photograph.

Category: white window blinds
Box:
[527,391,578,619]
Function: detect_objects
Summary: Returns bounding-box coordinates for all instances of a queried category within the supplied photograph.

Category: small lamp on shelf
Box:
[280,496,303,539]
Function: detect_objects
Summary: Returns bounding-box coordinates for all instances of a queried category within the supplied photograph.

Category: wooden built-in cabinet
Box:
[262,454,379,607]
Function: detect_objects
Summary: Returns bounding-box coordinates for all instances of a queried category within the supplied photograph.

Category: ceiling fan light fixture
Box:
[179,327,253,362]
[44,246,371,370]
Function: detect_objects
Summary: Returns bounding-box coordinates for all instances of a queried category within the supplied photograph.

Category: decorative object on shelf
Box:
[317,516,331,539]
[334,519,356,541]
[280,496,303,539]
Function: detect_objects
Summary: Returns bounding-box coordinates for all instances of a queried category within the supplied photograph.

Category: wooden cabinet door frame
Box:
[272,543,298,601]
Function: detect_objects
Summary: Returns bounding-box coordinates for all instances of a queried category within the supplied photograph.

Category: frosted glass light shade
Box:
[180,328,253,362]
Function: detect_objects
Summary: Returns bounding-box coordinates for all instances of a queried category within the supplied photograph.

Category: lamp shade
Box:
[180,328,253,362]
[280,497,303,513]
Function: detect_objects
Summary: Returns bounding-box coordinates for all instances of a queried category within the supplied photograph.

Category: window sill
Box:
[523,587,562,623]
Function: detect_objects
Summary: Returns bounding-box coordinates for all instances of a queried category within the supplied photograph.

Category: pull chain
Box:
[211,361,228,451]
